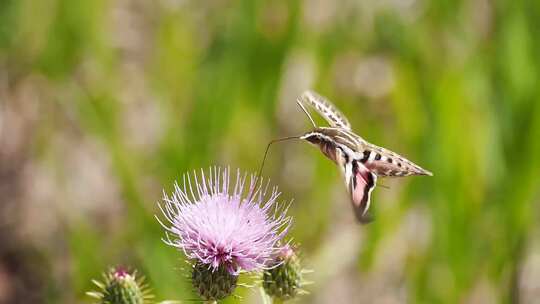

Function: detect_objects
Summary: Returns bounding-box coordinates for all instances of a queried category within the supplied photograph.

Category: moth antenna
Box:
[296,99,317,128]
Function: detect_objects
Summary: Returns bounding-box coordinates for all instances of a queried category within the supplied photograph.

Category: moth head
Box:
[301,132,347,168]
[300,132,320,145]
[300,128,331,144]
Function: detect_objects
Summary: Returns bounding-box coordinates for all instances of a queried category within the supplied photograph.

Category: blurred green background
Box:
[1,0,540,303]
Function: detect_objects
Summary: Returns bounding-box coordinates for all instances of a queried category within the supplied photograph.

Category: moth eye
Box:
[375,153,382,161]
[305,135,320,144]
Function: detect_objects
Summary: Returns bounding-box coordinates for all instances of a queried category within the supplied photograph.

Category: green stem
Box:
[260,287,272,304]
[259,287,286,304]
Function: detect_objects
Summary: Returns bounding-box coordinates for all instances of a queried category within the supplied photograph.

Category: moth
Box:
[297,90,432,223]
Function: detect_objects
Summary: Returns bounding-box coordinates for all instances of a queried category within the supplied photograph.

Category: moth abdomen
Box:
[360,147,432,177]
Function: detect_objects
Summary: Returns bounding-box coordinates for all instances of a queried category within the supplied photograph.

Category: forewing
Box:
[349,160,377,223]
[298,90,351,130]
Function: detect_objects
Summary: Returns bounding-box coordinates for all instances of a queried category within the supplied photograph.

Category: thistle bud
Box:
[191,262,238,301]
[87,267,153,304]
[263,245,303,301]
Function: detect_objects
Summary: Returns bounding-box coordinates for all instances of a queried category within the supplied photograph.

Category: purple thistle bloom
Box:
[157,167,292,275]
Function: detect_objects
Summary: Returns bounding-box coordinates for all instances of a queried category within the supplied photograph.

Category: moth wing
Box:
[298,90,351,130]
[349,160,377,224]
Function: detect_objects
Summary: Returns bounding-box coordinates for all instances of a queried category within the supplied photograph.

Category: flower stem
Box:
[260,287,272,304]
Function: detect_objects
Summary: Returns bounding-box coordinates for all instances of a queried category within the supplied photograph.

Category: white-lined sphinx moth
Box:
[297,90,432,223]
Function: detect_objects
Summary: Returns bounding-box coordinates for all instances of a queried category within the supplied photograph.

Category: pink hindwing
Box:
[349,160,377,223]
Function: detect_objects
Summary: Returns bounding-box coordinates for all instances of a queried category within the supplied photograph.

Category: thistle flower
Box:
[263,245,307,302]
[156,167,292,301]
[87,267,153,304]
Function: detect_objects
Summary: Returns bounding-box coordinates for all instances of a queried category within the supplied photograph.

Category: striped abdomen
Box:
[358,145,432,177]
